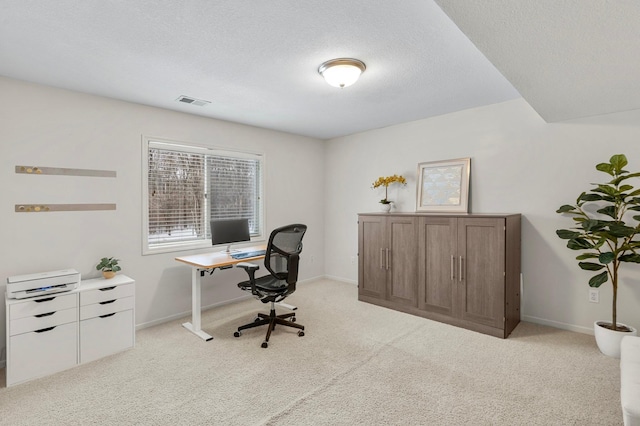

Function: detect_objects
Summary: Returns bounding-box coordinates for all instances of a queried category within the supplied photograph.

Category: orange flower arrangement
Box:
[372,174,407,204]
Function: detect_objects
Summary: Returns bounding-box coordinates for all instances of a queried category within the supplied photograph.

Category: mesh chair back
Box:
[264,224,307,282]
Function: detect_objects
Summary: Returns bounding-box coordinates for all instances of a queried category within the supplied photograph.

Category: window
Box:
[142,137,264,254]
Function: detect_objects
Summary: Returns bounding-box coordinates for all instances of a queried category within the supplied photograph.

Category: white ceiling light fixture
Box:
[318,58,366,88]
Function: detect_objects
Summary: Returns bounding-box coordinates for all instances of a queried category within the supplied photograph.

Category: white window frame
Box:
[142,136,265,255]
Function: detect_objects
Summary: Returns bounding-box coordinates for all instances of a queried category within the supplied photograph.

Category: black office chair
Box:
[233,224,307,348]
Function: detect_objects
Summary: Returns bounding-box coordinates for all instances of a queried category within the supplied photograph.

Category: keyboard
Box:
[231,250,266,260]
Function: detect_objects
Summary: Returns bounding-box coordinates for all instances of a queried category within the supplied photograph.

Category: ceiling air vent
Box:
[176,95,210,107]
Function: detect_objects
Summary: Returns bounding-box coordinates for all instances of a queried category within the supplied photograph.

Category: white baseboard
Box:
[522,315,593,335]
[135,294,253,331]
[323,275,357,285]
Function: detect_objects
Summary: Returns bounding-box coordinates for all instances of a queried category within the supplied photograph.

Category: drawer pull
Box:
[99,286,116,291]
[34,326,56,333]
[99,313,116,318]
[35,311,56,318]
[99,299,116,305]
[35,297,56,303]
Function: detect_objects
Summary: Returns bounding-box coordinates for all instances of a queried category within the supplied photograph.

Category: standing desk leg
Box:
[182,268,214,341]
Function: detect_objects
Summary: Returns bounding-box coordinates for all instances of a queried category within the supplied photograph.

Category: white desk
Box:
[175,246,266,341]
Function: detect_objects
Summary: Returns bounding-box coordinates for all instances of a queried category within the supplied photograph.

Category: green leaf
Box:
[608,224,636,237]
[629,206,640,212]
[596,162,614,175]
[556,205,576,213]
[556,229,582,239]
[610,154,628,173]
[578,193,603,202]
[576,253,599,260]
[589,271,609,287]
[579,262,605,271]
[597,205,617,219]
[581,219,603,232]
[619,254,640,263]
[610,173,640,186]
[567,238,593,250]
[594,185,618,196]
[599,252,615,264]
[619,185,634,192]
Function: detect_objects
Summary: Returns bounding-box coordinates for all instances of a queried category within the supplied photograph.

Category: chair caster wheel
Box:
[261,341,268,348]
[298,331,304,337]
[234,331,241,338]
[254,317,261,323]
[290,317,296,323]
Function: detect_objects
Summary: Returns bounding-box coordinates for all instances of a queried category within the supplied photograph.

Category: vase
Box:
[102,271,116,279]
[593,321,637,358]
[380,203,392,212]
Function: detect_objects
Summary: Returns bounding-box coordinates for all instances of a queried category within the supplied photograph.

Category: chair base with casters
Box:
[233,223,308,348]
[233,301,304,348]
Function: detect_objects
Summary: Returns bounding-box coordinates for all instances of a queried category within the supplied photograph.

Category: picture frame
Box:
[416,157,471,212]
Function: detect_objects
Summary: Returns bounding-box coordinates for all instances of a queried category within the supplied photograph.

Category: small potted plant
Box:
[556,154,640,357]
[372,174,407,212]
[96,257,121,279]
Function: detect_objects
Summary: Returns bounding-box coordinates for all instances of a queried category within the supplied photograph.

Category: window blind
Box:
[146,141,263,249]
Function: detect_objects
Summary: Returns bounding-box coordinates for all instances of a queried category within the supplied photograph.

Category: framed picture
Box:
[416,157,471,212]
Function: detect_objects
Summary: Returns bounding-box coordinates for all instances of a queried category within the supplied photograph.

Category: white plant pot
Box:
[593,321,637,358]
[380,203,391,212]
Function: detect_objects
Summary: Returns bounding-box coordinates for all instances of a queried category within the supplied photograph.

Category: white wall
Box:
[0,77,325,360]
[324,98,640,334]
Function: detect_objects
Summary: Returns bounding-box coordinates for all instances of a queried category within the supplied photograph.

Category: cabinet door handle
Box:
[35,311,56,318]
[99,299,116,305]
[386,248,390,270]
[99,286,116,291]
[459,256,464,282]
[380,248,385,269]
[34,297,55,303]
[451,255,455,281]
[99,312,116,318]
[34,326,56,333]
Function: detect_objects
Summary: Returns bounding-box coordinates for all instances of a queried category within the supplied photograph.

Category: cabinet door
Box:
[418,216,457,316]
[387,216,418,306]
[457,218,505,328]
[358,215,387,299]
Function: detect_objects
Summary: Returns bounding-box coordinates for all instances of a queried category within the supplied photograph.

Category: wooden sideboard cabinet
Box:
[358,213,521,338]
[5,274,135,386]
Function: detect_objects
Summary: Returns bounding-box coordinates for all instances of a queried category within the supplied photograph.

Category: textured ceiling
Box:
[0,0,518,139]
[2,1,637,139]
[435,0,640,122]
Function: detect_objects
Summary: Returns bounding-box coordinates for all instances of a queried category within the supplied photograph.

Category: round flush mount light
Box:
[318,58,366,88]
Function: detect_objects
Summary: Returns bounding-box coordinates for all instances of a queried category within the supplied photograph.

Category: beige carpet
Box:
[0,279,623,425]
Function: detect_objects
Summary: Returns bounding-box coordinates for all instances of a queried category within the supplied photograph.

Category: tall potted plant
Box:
[556,154,640,357]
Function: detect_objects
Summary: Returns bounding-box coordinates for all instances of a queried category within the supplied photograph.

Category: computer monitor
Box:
[211,218,250,253]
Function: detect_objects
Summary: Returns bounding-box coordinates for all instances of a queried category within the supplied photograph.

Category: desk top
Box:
[175,245,266,269]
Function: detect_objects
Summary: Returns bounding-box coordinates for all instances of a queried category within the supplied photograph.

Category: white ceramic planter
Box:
[380,203,391,212]
[593,321,637,358]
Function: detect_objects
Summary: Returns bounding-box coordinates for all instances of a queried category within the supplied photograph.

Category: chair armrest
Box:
[236,262,260,283]
[236,262,260,271]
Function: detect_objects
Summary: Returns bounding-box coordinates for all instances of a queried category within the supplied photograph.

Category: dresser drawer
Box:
[10,306,78,336]
[80,309,134,364]
[80,296,134,320]
[81,283,134,306]
[8,321,78,386]
[9,293,77,320]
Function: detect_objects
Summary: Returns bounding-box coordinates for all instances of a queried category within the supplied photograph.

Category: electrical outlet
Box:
[589,288,599,303]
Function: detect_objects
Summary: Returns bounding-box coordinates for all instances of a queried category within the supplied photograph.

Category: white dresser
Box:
[5,274,135,386]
